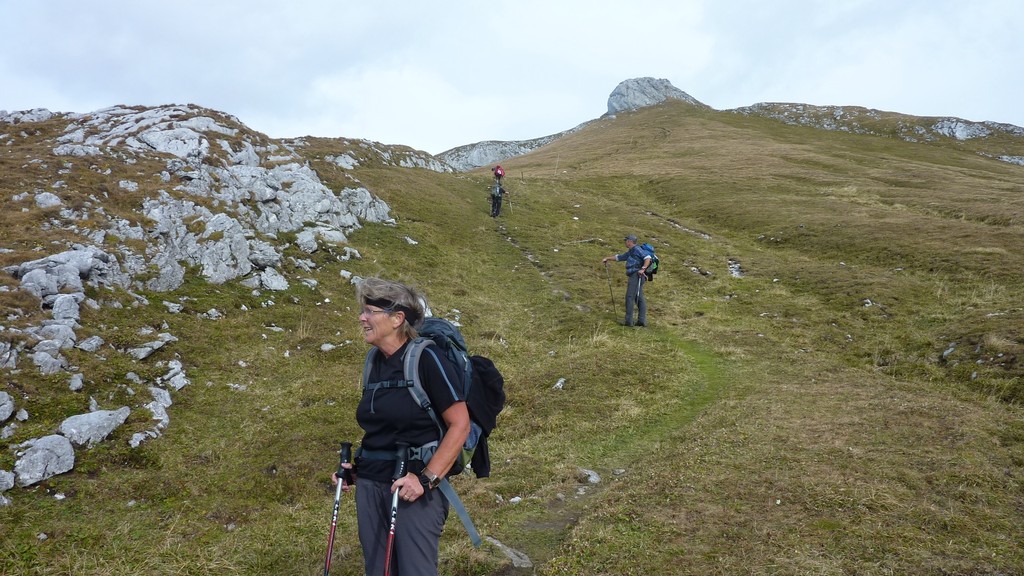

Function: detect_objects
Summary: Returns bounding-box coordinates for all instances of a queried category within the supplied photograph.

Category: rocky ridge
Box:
[734,102,1024,166]
[438,132,575,173]
[441,77,1024,171]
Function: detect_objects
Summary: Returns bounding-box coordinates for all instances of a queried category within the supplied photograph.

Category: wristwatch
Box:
[420,469,442,490]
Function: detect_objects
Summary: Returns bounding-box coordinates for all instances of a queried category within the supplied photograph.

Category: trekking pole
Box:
[605,262,617,316]
[323,441,353,576]
[382,442,410,576]
[506,189,513,215]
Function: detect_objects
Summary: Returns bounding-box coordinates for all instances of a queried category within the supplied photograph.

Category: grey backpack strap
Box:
[438,479,482,547]
[403,338,445,435]
[403,338,482,546]
[362,347,378,388]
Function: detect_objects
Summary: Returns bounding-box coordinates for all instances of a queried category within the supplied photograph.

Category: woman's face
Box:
[359,304,398,346]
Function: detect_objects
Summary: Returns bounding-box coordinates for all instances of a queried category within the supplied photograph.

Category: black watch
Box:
[420,469,442,490]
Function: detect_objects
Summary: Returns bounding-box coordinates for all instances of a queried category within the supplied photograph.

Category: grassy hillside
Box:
[2,101,1023,575]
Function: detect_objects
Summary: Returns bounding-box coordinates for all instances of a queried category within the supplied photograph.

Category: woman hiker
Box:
[332,277,470,575]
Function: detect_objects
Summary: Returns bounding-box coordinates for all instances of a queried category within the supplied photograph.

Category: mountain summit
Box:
[439,77,709,170]
[605,77,709,115]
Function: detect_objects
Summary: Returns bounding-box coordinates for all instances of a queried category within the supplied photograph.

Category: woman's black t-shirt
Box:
[356,339,464,482]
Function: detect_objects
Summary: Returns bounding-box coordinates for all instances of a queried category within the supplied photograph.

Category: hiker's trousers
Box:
[491,193,502,217]
[625,273,647,326]
[355,477,450,576]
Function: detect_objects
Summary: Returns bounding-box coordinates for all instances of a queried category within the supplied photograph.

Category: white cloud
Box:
[1,0,1021,153]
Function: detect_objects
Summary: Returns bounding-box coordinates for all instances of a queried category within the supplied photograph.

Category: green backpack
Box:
[640,242,660,281]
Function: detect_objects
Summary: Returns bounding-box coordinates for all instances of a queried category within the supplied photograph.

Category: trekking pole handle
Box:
[392,442,410,481]
[337,441,353,484]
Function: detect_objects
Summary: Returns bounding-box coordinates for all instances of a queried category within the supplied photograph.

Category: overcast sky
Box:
[2,0,1021,154]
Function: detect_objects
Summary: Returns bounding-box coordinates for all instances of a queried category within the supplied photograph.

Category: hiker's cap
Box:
[624,234,638,242]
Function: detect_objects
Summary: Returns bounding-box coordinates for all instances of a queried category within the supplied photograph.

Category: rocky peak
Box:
[606,77,709,115]
[439,78,709,171]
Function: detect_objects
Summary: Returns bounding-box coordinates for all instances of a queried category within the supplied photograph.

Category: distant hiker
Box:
[331,278,470,575]
[492,164,505,185]
[490,183,506,218]
[602,234,652,327]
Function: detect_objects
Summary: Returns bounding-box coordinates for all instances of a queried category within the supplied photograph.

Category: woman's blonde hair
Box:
[356,277,426,341]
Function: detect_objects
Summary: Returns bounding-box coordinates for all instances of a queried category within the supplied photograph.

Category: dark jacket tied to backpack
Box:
[466,355,504,477]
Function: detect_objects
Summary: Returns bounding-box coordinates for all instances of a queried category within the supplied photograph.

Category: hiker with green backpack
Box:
[332,278,469,576]
[602,234,655,327]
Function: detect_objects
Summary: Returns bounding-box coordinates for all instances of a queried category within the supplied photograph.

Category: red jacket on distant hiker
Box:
[492,165,504,185]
